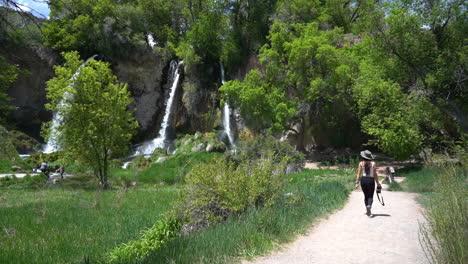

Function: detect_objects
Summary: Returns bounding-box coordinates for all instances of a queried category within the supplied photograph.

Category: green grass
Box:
[0,158,29,173]
[398,167,436,193]
[0,183,178,264]
[141,169,352,263]
[387,181,403,191]
[122,152,221,184]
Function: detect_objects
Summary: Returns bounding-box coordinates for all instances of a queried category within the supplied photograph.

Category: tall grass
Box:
[141,169,351,263]
[0,185,178,263]
[420,163,467,264]
[399,167,436,193]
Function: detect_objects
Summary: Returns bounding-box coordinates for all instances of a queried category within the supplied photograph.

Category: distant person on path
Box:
[40,161,49,179]
[56,165,65,181]
[355,150,381,216]
[33,164,39,173]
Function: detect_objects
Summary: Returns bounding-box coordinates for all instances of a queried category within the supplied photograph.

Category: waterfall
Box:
[220,62,235,147]
[43,55,97,154]
[147,33,156,48]
[134,60,182,156]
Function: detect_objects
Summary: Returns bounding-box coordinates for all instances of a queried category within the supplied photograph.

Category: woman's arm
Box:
[355,162,362,188]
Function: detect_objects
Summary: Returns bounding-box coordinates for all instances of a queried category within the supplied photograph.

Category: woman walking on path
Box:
[355,150,381,216]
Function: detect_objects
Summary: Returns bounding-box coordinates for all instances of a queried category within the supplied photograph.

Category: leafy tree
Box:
[220,69,296,132]
[0,56,17,126]
[44,51,138,188]
[176,8,226,65]
[222,22,356,138]
[43,0,177,57]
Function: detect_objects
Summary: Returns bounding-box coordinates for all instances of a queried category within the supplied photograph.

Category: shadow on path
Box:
[371,214,391,218]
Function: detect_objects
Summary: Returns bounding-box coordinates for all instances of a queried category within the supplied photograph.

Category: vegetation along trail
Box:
[245,187,428,264]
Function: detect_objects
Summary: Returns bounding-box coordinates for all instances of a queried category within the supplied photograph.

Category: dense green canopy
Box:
[1,0,466,159]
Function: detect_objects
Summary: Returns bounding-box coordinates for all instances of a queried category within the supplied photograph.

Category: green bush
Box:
[235,135,304,164]
[132,156,154,170]
[107,218,182,263]
[25,152,62,167]
[177,154,287,228]
[138,152,221,184]
[420,162,467,264]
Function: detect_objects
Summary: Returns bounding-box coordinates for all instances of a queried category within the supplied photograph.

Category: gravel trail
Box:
[244,189,428,264]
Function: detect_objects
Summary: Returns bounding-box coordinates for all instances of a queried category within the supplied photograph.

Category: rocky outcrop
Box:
[111,48,170,140]
[175,63,220,134]
[2,44,57,140]
[0,126,19,160]
[281,102,366,154]
[9,130,41,154]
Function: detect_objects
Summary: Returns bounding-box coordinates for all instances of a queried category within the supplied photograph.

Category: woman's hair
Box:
[363,160,371,175]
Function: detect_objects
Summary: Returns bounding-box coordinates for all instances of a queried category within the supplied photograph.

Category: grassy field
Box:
[0,161,354,264]
[142,169,353,263]
[0,184,178,263]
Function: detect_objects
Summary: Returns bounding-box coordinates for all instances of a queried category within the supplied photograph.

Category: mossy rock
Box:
[130,156,153,170]
[0,125,25,173]
[9,130,41,154]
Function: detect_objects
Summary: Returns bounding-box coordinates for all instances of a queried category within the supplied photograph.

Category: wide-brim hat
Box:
[360,150,374,160]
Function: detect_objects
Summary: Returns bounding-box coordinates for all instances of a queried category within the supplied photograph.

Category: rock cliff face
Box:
[174,63,221,135]
[3,44,57,140]
[111,48,170,141]
[2,42,173,143]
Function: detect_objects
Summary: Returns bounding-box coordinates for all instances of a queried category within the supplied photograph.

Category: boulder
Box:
[156,157,168,163]
[166,143,176,155]
[206,142,227,153]
[194,132,202,140]
[191,143,205,152]
[11,166,22,171]
[9,130,41,154]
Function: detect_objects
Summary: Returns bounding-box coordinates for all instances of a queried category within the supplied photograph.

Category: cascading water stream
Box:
[220,62,235,147]
[43,55,97,154]
[134,60,183,156]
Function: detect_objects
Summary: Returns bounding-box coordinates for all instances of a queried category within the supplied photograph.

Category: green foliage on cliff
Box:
[0,5,44,45]
[43,51,138,188]
[0,125,23,172]
[31,0,468,159]
[0,56,17,126]
[220,0,467,159]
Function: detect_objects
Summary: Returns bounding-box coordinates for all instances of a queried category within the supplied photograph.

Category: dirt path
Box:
[244,188,428,264]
